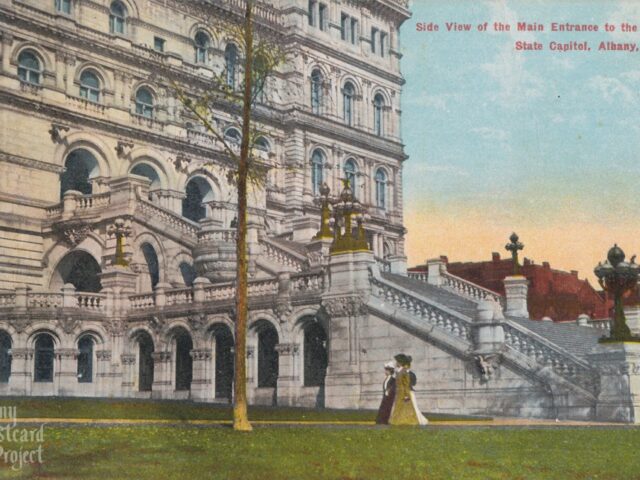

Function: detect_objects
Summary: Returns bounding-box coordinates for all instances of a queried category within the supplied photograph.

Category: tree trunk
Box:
[233,0,254,432]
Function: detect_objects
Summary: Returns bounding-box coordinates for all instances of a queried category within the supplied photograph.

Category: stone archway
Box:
[173,329,193,392]
[136,331,154,392]
[50,250,102,293]
[210,324,234,400]
[60,149,100,198]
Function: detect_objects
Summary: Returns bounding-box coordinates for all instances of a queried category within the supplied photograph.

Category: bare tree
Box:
[173,0,283,432]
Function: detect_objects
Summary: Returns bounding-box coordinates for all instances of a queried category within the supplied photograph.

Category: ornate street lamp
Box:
[107,218,133,267]
[329,179,369,254]
[594,244,640,342]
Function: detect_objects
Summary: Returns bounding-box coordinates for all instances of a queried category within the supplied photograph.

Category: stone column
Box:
[8,348,32,396]
[246,346,256,404]
[151,351,172,399]
[275,343,300,407]
[588,343,640,423]
[189,349,212,402]
[504,276,529,318]
[120,354,136,397]
[95,350,113,397]
[55,348,78,396]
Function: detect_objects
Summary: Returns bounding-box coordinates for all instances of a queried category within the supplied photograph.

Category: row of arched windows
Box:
[311,69,387,137]
[311,149,390,209]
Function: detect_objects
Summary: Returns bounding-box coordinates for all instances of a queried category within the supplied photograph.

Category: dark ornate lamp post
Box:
[505,232,524,275]
[329,178,369,254]
[594,244,640,342]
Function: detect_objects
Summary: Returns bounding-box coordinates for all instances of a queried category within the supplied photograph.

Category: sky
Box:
[400,0,640,284]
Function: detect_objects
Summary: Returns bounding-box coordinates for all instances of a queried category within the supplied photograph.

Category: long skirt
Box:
[410,391,428,425]
[375,393,395,424]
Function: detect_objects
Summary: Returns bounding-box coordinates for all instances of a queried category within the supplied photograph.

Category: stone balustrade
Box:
[375,256,391,273]
[0,293,15,307]
[290,272,325,294]
[135,195,199,240]
[75,292,107,311]
[370,275,471,341]
[261,238,305,272]
[408,268,504,305]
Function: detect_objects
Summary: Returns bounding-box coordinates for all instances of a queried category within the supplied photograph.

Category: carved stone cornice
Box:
[151,351,172,363]
[189,349,212,361]
[275,343,299,356]
[54,222,93,247]
[96,350,112,361]
[55,348,79,359]
[322,295,367,318]
[0,150,63,173]
[10,348,32,360]
[187,313,207,332]
[120,354,136,365]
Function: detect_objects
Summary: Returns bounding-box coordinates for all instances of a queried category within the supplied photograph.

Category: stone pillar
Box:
[246,346,256,404]
[588,343,640,423]
[151,351,172,399]
[120,354,136,396]
[426,258,445,286]
[504,275,529,318]
[275,343,300,407]
[577,314,590,327]
[388,254,408,275]
[14,286,30,309]
[153,282,172,308]
[8,348,32,395]
[61,190,81,220]
[472,300,505,354]
[55,348,78,396]
[61,283,76,308]
[189,349,212,402]
[95,350,113,397]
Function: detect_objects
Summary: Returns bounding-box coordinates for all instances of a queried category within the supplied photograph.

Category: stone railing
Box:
[588,319,612,331]
[370,275,471,341]
[75,292,107,311]
[0,293,16,308]
[130,293,155,310]
[198,228,237,244]
[502,322,597,393]
[290,272,325,294]
[407,270,504,305]
[203,283,236,302]
[166,288,195,306]
[248,279,279,297]
[135,194,199,241]
[45,192,111,218]
[261,238,306,272]
[28,292,64,308]
[375,257,391,273]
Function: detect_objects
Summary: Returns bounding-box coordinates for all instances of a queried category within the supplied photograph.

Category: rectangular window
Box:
[154,37,165,52]
[380,32,387,57]
[318,3,327,31]
[341,13,349,41]
[55,0,71,14]
[350,18,358,44]
[371,27,378,54]
[308,0,316,26]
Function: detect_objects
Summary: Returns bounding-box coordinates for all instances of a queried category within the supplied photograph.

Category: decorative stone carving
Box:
[115,141,133,158]
[151,352,172,363]
[55,348,79,360]
[273,301,292,324]
[57,316,80,335]
[121,354,136,365]
[105,320,125,336]
[473,354,502,382]
[173,154,190,173]
[11,348,32,360]
[187,313,207,332]
[9,315,30,334]
[96,350,112,361]
[322,295,367,318]
[149,315,167,335]
[55,222,92,247]
[49,123,69,143]
[275,343,299,356]
[189,349,212,361]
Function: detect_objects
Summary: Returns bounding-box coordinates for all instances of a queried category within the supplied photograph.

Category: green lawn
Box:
[0,425,636,479]
[0,397,486,423]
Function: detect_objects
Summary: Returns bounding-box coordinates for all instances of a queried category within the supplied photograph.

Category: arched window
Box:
[182,177,214,222]
[135,87,154,118]
[343,82,355,126]
[77,336,94,383]
[130,163,161,199]
[52,250,102,293]
[344,159,358,199]
[374,93,385,136]
[310,69,322,115]
[211,324,234,399]
[257,322,279,388]
[34,334,54,383]
[0,332,11,383]
[311,149,324,196]
[55,0,72,14]
[303,321,327,387]
[174,330,193,391]
[60,149,99,198]
[224,127,241,145]
[375,168,387,209]
[179,262,196,287]
[137,332,154,392]
[254,136,270,153]
[194,32,210,64]
[79,70,100,103]
[109,1,126,34]
[141,243,159,289]
[225,44,238,89]
[17,50,41,85]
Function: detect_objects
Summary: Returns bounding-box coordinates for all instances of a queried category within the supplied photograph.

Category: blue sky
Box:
[400,0,640,282]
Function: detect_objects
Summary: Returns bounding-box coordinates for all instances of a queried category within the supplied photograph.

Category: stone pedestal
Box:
[504,275,529,318]
[472,300,505,354]
[193,222,237,282]
[387,254,408,275]
[55,348,79,396]
[426,258,445,286]
[588,342,640,423]
[291,216,318,243]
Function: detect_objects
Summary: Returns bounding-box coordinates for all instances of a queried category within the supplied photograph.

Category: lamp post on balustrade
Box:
[107,218,133,267]
[594,244,640,342]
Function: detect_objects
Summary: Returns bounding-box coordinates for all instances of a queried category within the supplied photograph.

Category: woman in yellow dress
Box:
[389,354,428,426]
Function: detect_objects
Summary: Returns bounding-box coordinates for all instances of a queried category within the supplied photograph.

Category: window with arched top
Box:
[225,44,238,88]
[77,335,94,383]
[224,127,241,145]
[194,31,210,64]
[374,93,385,136]
[311,149,325,196]
[343,82,355,126]
[34,334,55,383]
[344,159,358,199]
[255,136,270,152]
[109,1,126,34]
[55,0,72,14]
[310,69,322,115]
[17,50,41,85]
[0,331,11,383]
[79,70,100,102]
[375,168,387,209]
[135,87,154,118]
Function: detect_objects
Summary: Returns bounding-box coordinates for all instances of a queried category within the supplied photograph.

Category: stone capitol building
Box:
[1,0,640,423]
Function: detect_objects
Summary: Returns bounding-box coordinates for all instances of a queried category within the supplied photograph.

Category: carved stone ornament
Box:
[173,154,190,173]
[96,350,112,361]
[9,315,31,334]
[273,301,292,324]
[275,343,300,356]
[150,315,167,335]
[473,354,502,382]
[322,295,367,318]
[105,319,126,336]
[189,349,212,361]
[121,354,136,365]
[55,222,92,247]
[188,313,207,332]
[57,316,81,335]
[49,123,69,143]
[115,141,133,158]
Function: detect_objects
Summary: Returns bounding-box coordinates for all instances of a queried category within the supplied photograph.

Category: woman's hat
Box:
[394,353,412,366]
[384,361,395,370]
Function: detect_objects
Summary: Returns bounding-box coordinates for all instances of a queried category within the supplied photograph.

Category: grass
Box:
[0,425,637,479]
[0,397,488,423]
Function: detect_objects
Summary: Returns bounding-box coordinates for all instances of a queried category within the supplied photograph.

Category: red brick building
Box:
[409,253,612,321]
